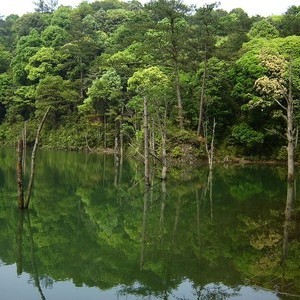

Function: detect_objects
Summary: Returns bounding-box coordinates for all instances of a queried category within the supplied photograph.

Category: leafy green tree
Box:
[146,0,190,129]
[35,75,79,125]
[25,46,67,82]
[280,5,300,36]
[50,5,73,28]
[215,8,253,60]
[11,29,42,84]
[80,68,122,116]
[0,73,14,122]
[12,12,49,37]
[0,45,12,73]
[41,25,69,47]
[248,19,279,39]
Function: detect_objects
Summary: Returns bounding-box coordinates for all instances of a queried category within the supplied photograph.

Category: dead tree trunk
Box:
[17,139,24,209]
[204,118,216,170]
[24,107,50,209]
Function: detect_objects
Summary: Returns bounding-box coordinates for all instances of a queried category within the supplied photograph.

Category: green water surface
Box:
[0,148,299,299]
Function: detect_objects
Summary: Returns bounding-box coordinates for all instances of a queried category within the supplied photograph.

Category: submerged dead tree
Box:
[16,107,50,209]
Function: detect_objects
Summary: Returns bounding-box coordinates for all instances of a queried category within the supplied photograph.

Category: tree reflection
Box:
[0,150,299,298]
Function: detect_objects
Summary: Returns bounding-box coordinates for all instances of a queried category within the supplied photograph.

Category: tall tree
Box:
[254,52,297,181]
[146,0,190,130]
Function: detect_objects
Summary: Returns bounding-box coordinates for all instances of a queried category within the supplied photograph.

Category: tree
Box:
[248,19,279,40]
[79,68,122,148]
[146,0,190,130]
[189,3,219,135]
[280,5,300,37]
[35,75,79,126]
[128,66,172,182]
[253,52,297,181]
[25,47,67,82]
[34,0,58,13]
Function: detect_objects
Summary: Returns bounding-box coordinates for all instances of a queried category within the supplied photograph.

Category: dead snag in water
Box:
[24,107,50,209]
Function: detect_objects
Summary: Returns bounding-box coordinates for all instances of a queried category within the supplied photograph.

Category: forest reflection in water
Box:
[0,148,299,299]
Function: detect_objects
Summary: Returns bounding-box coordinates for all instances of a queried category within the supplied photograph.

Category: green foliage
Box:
[0,0,300,158]
[231,123,264,149]
[80,68,122,115]
[248,19,279,39]
[35,75,79,125]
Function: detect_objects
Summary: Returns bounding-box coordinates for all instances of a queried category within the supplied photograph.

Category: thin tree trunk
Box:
[144,97,150,186]
[22,122,27,173]
[120,107,124,160]
[175,61,184,130]
[24,107,50,209]
[17,139,24,209]
[197,44,207,136]
[287,64,294,182]
[161,129,167,181]
[204,118,216,170]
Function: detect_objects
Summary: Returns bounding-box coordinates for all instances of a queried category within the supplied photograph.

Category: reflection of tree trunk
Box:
[144,97,150,186]
[208,170,213,223]
[26,211,46,300]
[140,187,149,270]
[17,139,24,209]
[159,181,167,236]
[16,211,25,275]
[282,180,294,261]
[102,155,106,185]
[172,199,181,244]
[196,189,200,251]
[114,135,119,187]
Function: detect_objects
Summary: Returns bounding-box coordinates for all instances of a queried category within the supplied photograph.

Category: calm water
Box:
[0,148,299,300]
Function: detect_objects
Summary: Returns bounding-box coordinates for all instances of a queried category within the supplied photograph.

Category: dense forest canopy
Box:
[1,0,300,161]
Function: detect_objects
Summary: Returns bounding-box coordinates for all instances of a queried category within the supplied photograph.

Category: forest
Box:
[1,0,300,163]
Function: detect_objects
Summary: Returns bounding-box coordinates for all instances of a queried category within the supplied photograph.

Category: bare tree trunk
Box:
[24,107,50,209]
[204,118,216,170]
[287,64,294,182]
[175,62,184,130]
[161,129,167,181]
[144,97,150,186]
[120,107,124,160]
[197,44,207,137]
[22,122,27,173]
[17,139,24,209]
